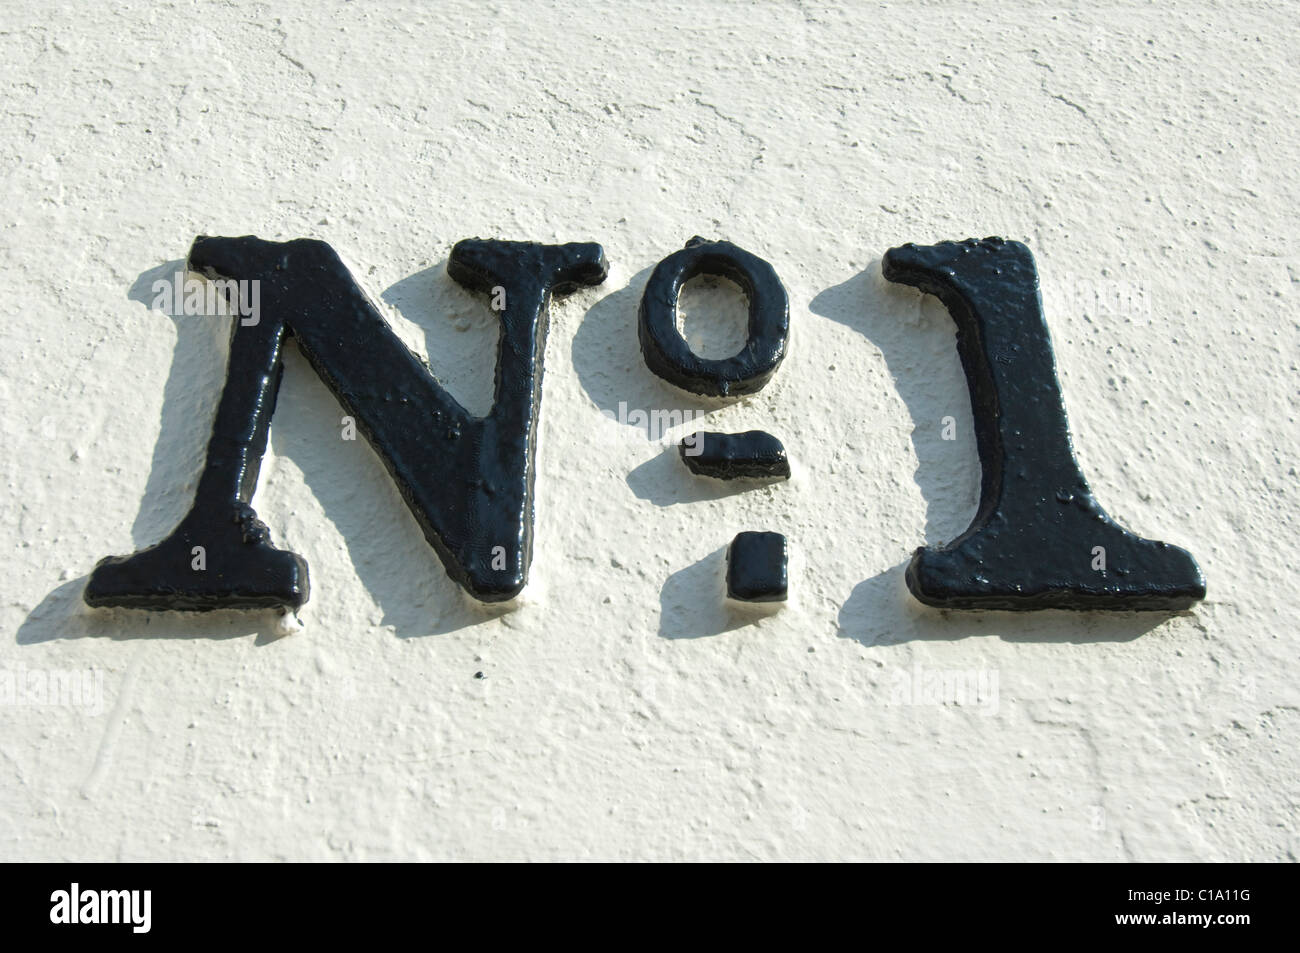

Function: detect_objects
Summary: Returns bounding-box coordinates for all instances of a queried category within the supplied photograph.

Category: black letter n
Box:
[85,236,607,610]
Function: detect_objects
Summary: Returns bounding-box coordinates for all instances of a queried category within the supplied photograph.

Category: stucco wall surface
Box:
[1,0,1296,861]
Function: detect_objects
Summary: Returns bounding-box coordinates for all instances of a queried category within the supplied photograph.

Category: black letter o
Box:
[637,237,789,397]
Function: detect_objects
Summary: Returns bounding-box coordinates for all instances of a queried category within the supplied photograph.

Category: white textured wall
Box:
[1,0,1296,861]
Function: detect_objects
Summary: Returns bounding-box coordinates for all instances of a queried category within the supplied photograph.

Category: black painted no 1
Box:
[83,233,1204,622]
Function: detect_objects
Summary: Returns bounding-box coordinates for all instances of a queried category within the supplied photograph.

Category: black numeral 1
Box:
[882,237,1204,611]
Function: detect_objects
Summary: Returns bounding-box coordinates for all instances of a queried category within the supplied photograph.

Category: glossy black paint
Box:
[638,237,789,396]
[679,430,790,480]
[881,237,1205,611]
[84,235,607,611]
[726,531,788,603]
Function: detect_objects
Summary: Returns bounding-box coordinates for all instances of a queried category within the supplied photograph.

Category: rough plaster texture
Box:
[1,0,1296,862]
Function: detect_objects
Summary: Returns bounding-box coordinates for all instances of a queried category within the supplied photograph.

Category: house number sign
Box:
[83,232,1206,619]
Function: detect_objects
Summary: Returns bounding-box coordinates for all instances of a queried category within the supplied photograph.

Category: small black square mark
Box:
[727,531,788,602]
